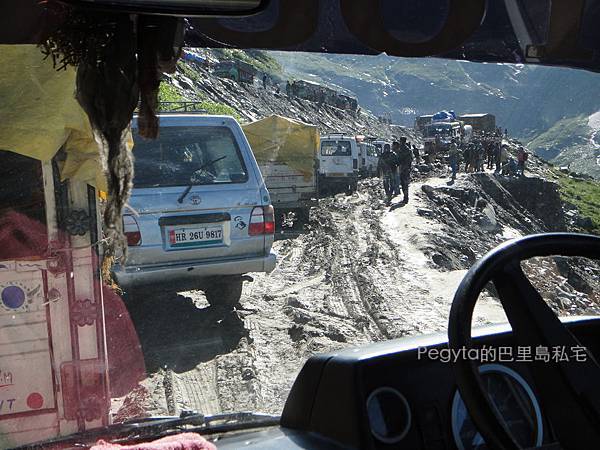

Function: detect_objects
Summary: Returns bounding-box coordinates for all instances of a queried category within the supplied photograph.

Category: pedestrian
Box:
[262,74,268,89]
[463,145,472,173]
[448,141,460,181]
[475,142,485,172]
[486,140,494,169]
[378,144,396,202]
[517,145,528,176]
[391,141,402,196]
[286,81,292,97]
[494,141,502,173]
[500,144,509,175]
[394,137,413,203]
[412,144,420,164]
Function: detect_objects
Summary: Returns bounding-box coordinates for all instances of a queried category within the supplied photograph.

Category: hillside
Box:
[528,112,600,179]
[271,51,600,178]
[160,49,421,141]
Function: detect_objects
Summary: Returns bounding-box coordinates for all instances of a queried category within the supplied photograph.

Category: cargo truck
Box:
[243,115,319,223]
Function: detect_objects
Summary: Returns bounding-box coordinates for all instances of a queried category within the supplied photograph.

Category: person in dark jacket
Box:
[412,144,420,164]
[394,137,413,203]
[378,143,396,201]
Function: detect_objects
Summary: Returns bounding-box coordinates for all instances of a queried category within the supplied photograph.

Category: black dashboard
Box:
[214,316,600,450]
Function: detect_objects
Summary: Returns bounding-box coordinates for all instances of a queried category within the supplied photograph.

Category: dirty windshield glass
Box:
[133,126,248,188]
[2,19,600,450]
[321,140,352,156]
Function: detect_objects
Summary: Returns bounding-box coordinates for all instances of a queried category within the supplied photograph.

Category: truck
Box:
[458,113,496,133]
[317,133,360,194]
[243,115,319,223]
[414,114,434,132]
[0,48,112,446]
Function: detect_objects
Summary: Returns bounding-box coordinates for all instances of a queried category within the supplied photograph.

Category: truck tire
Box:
[204,277,243,309]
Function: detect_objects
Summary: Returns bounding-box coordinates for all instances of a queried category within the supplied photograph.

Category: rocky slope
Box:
[527,112,600,179]
[272,51,600,178]
[162,53,420,142]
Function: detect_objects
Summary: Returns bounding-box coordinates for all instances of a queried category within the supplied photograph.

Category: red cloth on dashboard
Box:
[91,433,217,450]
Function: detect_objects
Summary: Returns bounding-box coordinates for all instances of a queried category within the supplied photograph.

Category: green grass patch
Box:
[552,170,600,233]
[158,81,240,120]
[528,115,590,150]
[158,82,187,105]
[212,49,282,76]
[196,101,240,120]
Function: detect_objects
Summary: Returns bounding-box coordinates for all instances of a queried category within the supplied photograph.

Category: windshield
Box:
[133,126,248,188]
[3,11,600,449]
[425,124,453,137]
[321,140,352,156]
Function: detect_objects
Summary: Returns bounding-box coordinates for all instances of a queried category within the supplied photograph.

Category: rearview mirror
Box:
[62,0,268,17]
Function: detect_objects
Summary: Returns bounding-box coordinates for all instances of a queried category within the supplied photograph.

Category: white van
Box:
[357,140,379,177]
[318,133,359,194]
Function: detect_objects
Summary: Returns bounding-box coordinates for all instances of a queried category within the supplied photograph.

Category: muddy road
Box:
[115,171,598,420]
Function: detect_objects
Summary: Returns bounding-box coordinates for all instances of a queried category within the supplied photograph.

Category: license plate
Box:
[166,224,223,249]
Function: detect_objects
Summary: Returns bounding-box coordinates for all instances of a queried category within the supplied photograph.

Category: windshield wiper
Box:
[177,155,227,204]
[12,411,280,449]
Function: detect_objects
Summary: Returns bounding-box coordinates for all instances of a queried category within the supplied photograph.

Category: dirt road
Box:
[115,172,515,420]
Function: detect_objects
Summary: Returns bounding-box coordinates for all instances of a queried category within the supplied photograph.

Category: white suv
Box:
[113,114,277,307]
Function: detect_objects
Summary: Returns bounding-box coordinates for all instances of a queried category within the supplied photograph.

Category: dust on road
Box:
[115,173,511,420]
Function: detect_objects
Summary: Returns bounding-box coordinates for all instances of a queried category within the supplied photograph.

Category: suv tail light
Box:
[123,215,141,246]
[249,206,275,236]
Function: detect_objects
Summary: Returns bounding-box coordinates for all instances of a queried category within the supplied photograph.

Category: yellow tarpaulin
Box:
[0,45,113,190]
[242,115,319,179]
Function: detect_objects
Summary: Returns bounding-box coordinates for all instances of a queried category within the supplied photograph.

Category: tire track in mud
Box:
[125,179,461,418]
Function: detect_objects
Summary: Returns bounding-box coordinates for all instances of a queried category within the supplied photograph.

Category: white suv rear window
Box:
[133,126,248,188]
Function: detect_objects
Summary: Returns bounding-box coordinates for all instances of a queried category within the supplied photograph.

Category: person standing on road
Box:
[486,139,495,169]
[378,144,396,201]
[412,144,420,164]
[448,140,460,181]
[517,145,528,176]
[395,137,413,203]
[500,144,510,175]
[390,141,402,196]
[494,140,502,173]
[463,144,472,173]
[475,142,485,172]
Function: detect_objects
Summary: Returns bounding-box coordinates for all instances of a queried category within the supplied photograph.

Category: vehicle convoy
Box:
[242,115,319,224]
[6,1,600,450]
[112,113,276,307]
[318,133,360,194]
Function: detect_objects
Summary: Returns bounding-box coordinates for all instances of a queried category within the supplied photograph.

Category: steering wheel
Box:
[448,233,600,450]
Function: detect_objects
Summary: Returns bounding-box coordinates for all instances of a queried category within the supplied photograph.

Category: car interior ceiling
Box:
[2,1,599,73]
